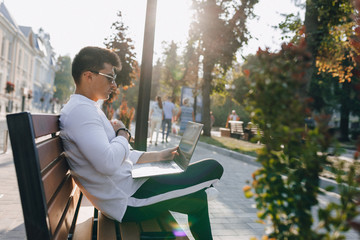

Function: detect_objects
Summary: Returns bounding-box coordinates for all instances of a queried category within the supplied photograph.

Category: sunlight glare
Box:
[154,0,193,57]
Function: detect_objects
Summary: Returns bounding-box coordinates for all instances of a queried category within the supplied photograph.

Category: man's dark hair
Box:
[72,46,121,84]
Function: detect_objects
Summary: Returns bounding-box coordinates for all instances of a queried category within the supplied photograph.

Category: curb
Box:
[196,140,261,167]
[196,138,341,194]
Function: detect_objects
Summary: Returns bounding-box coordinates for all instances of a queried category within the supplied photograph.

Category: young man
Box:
[59,46,223,239]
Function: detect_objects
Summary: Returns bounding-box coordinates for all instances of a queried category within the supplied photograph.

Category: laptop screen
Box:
[174,122,203,169]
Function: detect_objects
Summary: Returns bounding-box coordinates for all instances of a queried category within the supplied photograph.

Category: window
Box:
[24,53,29,71]
[18,49,22,67]
[1,37,6,58]
[7,41,12,61]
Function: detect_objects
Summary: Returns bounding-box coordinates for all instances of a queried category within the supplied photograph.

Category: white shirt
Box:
[150,102,163,119]
[59,94,147,222]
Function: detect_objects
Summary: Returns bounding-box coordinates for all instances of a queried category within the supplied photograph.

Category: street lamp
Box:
[134,0,157,151]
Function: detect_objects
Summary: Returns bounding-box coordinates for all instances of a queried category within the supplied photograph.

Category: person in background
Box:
[162,96,175,143]
[149,96,163,146]
[176,98,195,135]
[226,109,240,128]
[60,46,223,240]
[210,111,215,130]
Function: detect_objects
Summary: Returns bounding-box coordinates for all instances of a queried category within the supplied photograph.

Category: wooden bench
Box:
[7,112,189,240]
[228,121,244,139]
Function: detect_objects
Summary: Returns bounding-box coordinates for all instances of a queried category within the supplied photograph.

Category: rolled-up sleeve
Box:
[129,150,144,164]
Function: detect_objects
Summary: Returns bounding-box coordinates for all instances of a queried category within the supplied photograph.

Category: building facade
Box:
[0,2,56,118]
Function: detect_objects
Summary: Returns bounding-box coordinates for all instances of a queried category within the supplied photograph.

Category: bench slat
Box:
[48,176,74,235]
[73,217,94,240]
[98,212,117,240]
[32,114,60,138]
[119,222,140,240]
[72,200,94,240]
[38,136,63,171]
[53,186,81,240]
[42,156,69,204]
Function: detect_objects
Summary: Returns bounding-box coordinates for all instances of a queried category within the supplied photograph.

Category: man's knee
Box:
[191,159,224,180]
[206,159,223,179]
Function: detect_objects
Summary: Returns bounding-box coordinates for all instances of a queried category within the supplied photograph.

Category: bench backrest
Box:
[229,121,244,134]
[7,112,81,240]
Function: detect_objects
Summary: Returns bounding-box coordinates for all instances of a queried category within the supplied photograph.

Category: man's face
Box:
[90,63,117,101]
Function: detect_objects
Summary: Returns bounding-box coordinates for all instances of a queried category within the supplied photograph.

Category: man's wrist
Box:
[116,128,131,142]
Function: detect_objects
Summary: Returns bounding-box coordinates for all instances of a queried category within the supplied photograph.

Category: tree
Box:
[243,40,360,239]
[103,11,139,119]
[190,0,258,136]
[53,56,74,104]
[347,0,360,233]
[160,41,184,101]
[280,0,357,141]
[150,59,163,101]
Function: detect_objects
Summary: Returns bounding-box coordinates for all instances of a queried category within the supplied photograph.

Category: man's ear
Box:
[82,71,93,83]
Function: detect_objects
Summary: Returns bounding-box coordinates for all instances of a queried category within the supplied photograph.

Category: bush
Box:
[243,39,360,239]
[211,94,250,127]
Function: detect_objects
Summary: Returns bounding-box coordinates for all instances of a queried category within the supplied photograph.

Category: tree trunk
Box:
[339,81,351,142]
[202,60,214,136]
[304,0,321,90]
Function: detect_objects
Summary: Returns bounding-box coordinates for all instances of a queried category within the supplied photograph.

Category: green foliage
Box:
[161,41,184,100]
[103,11,139,119]
[53,56,74,104]
[211,93,249,127]
[233,55,257,106]
[281,0,358,142]
[150,59,163,101]
[276,13,303,42]
[104,11,139,88]
[243,40,360,239]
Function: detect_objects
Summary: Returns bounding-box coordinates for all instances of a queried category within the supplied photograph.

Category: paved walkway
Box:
[0,128,359,239]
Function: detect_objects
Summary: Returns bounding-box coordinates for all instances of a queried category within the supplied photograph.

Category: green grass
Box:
[199,135,262,157]
[198,134,359,182]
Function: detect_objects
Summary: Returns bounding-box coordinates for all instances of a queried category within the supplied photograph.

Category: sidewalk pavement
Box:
[0,131,359,240]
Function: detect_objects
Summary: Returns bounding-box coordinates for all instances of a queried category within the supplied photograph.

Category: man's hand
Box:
[111,119,129,141]
[158,147,178,161]
[111,119,126,131]
[137,146,179,164]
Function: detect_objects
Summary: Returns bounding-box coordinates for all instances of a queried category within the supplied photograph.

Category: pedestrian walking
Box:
[162,96,175,143]
[176,98,195,135]
[149,96,163,145]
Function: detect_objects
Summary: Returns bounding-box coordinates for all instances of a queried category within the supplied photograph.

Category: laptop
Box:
[131,121,203,178]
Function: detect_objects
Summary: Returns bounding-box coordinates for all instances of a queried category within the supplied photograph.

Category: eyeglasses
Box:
[90,70,117,84]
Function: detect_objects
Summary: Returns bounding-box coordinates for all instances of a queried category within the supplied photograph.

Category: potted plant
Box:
[119,100,135,130]
[27,90,33,99]
[5,81,15,93]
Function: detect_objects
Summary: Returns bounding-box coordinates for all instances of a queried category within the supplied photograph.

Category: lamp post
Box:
[134,0,157,151]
